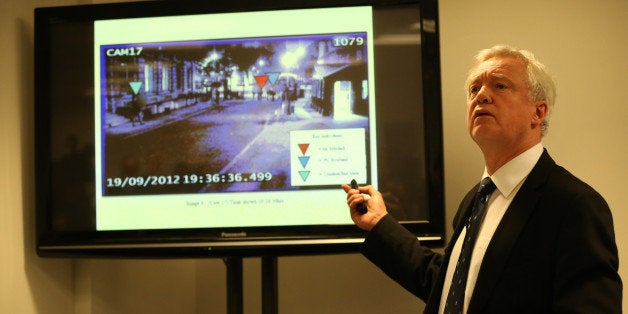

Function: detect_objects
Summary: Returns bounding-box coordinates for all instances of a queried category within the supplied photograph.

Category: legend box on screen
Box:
[290,128,367,186]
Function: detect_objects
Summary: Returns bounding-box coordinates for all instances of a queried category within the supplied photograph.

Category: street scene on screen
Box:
[100,33,373,196]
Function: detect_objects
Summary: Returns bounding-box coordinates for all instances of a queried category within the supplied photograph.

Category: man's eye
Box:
[495,83,507,89]
[469,86,480,93]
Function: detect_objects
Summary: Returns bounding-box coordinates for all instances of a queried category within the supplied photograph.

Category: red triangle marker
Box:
[254,75,269,89]
[298,143,309,155]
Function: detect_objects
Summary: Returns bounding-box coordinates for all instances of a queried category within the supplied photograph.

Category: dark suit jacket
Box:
[362,150,622,313]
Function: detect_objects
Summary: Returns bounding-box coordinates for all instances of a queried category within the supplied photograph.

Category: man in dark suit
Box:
[342,45,622,313]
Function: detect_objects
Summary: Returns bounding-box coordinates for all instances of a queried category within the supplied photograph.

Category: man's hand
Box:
[341,183,388,231]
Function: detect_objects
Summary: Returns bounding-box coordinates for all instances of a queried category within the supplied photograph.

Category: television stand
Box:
[224,256,278,314]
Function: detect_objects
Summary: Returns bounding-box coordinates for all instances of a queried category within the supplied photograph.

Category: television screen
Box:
[35,0,444,257]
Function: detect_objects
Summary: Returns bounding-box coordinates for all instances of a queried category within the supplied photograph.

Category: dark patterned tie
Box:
[444,177,496,314]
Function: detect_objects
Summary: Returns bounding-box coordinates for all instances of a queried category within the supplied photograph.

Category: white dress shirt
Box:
[438,143,544,314]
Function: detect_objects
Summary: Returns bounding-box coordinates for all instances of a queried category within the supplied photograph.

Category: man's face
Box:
[466,56,545,148]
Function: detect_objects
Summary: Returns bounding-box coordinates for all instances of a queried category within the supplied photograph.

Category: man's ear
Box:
[532,100,548,126]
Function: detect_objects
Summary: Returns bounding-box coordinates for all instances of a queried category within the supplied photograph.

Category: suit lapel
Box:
[467,150,556,313]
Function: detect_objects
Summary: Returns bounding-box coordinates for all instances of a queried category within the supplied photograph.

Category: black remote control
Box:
[350,179,368,214]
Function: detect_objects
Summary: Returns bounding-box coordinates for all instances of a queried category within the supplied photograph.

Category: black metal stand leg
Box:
[224,257,243,314]
[224,256,278,314]
[262,256,278,314]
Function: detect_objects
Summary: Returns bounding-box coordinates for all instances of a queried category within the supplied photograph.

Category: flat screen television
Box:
[34,0,444,257]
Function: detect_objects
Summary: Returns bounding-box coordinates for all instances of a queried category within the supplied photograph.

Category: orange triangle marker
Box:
[298,143,309,155]
[254,75,269,89]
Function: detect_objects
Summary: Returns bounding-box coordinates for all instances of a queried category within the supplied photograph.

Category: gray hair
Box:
[466,45,557,136]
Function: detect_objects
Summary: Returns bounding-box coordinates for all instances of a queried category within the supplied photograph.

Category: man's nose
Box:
[476,86,492,104]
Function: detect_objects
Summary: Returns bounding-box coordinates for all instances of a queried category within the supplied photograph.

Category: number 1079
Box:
[333,37,364,47]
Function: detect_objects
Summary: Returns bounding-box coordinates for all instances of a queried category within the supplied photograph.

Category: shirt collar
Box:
[482,142,544,198]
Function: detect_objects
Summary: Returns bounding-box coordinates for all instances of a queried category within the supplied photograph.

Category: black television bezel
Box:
[34,0,444,258]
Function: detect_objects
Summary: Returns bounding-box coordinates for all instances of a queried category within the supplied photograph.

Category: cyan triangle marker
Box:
[298,156,310,168]
[129,81,143,95]
[267,72,280,85]
[298,171,310,182]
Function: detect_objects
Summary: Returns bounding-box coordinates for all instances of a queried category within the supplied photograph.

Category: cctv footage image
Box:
[100,32,371,196]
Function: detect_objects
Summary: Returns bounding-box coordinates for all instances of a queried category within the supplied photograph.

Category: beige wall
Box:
[1,0,625,313]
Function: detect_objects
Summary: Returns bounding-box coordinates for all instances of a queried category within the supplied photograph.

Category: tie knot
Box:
[478,177,496,198]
